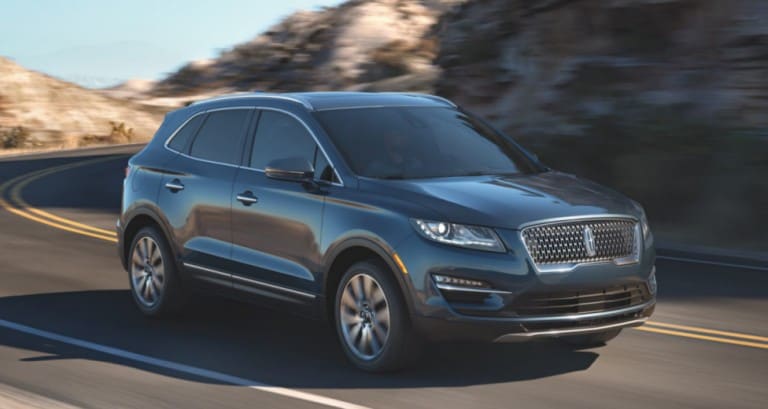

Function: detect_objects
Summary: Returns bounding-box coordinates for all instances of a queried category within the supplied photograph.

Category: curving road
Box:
[0,146,766,409]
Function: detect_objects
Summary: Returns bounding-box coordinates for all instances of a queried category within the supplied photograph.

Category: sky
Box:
[0,0,343,88]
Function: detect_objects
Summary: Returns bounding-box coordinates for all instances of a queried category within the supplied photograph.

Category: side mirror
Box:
[265,157,314,182]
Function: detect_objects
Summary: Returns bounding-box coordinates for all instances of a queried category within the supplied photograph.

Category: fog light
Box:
[433,274,488,288]
[648,266,657,295]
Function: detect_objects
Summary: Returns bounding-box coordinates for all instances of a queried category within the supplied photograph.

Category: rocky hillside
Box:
[151,0,465,96]
[433,0,768,249]
[436,0,768,133]
[0,57,164,150]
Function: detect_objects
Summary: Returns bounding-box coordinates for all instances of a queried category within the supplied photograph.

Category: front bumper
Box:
[412,298,655,342]
[492,300,654,342]
[394,228,657,342]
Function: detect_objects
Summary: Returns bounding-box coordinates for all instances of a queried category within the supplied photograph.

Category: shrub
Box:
[109,121,134,142]
[1,126,28,149]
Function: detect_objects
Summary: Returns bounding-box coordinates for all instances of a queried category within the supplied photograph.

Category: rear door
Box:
[158,108,254,286]
[230,109,336,302]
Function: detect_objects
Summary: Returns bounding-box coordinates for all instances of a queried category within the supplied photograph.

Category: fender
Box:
[322,236,417,316]
[119,205,178,272]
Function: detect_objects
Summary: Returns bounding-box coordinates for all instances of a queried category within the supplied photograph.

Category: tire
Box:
[128,226,186,317]
[334,260,421,372]
[560,329,622,348]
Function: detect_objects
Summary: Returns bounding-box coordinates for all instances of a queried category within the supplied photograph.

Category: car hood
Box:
[361,171,638,229]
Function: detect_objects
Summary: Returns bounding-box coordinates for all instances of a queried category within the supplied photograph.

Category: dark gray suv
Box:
[118,92,656,371]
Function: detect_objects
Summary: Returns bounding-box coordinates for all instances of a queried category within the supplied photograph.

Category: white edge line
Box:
[656,255,768,272]
[0,319,370,409]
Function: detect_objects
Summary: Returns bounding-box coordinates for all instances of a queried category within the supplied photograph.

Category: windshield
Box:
[314,106,542,179]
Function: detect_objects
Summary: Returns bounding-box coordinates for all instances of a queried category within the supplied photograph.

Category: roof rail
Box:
[190,93,313,110]
[400,93,457,108]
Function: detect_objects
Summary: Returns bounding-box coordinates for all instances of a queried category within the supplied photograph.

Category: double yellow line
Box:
[638,321,768,350]
[0,156,119,243]
[1,156,767,352]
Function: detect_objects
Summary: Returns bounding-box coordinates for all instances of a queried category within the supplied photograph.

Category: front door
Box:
[230,109,333,301]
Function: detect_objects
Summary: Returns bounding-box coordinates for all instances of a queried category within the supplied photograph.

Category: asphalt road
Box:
[0,146,765,409]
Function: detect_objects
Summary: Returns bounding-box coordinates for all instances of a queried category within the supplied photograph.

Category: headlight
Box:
[639,209,651,240]
[411,219,505,252]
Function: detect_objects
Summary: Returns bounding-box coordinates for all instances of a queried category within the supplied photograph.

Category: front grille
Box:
[511,284,651,316]
[522,218,638,266]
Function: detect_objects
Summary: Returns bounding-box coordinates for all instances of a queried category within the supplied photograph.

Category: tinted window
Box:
[314,107,541,179]
[250,111,317,170]
[313,148,337,183]
[168,114,204,153]
[189,109,251,165]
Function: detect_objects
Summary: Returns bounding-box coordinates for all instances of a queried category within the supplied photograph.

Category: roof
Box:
[189,91,456,111]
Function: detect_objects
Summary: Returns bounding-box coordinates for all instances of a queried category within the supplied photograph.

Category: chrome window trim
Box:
[190,93,313,110]
[183,262,316,299]
[163,106,344,186]
[518,214,642,274]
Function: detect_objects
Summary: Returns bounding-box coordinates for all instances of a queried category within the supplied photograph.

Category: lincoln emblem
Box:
[583,226,597,257]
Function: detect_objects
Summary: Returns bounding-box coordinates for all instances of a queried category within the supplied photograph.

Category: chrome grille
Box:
[522,218,638,266]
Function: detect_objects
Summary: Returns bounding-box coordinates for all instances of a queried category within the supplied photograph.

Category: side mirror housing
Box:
[265,157,314,182]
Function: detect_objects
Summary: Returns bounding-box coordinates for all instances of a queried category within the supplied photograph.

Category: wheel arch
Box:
[323,238,415,321]
[121,208,177,271]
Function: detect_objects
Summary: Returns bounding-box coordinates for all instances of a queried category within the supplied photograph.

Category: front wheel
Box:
[334,260,421,372]
[560,329,622,348]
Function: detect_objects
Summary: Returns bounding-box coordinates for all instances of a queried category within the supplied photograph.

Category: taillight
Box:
[125,165,132,178]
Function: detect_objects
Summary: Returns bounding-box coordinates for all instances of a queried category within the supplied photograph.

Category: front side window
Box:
[314,107,542,179]
[313,148,337,183]
[189,109,251,165]
[250,111,318,170]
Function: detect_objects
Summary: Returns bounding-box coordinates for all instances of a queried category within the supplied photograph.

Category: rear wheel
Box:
[129,227,186,317]
[560,329,622,348]
[334,260,421,372]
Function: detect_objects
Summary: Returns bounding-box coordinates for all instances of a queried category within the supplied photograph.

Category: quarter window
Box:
[168,114,204,153]
[189,109,251,165]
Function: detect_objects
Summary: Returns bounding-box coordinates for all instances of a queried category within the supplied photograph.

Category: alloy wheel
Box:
[130,236,165,307]
[339,273,391,360]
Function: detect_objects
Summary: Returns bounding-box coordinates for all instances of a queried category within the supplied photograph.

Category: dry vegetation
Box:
[0,57,164,152]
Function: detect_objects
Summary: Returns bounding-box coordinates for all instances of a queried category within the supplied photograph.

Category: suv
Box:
[118,92,656,371]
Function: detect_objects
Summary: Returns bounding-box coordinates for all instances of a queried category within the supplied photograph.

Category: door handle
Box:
[165,179,184,192]
[236,191,258,206]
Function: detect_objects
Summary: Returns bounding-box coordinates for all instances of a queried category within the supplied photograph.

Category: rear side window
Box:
[250,111,317,169]
[189,109,251,165]
[167,114,204,153]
